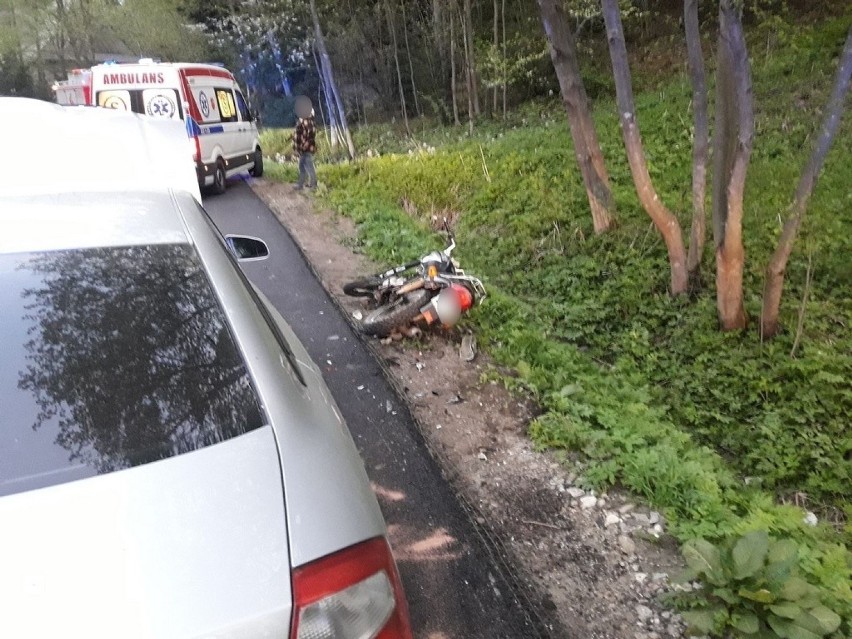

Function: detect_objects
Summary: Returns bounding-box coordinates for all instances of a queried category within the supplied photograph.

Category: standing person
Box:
[293,96,317,190]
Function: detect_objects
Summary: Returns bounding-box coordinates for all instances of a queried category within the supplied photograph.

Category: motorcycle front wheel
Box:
[360,289,432,337]
[343,276,383,297]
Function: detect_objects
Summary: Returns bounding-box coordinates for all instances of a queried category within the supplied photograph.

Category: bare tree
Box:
[309,0,355,158]
[493,0,499,114]
[712,0,754,330]
[762,28,852,338]
[463,0,480,115]
[312,45,339,149]
[400,0,421,117]
[684,0,709,276]
[386,0,410,135]
[450,4,461,125]
[459,1,475,133]
[601,0,688,293]
[502,0,507,119]
[538,0,615,234]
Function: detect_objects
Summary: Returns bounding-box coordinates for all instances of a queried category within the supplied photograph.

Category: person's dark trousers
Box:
[297,153,317,188]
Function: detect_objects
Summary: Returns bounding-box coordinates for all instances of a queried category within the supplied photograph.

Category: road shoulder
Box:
[250,178,687,639]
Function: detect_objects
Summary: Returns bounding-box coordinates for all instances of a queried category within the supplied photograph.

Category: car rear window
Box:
[0,243,265,498]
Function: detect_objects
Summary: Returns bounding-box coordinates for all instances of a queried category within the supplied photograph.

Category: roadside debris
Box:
[460,334,477,361]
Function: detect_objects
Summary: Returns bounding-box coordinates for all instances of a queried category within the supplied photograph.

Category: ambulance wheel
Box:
[250,147,264,177]
[212,160,227,195]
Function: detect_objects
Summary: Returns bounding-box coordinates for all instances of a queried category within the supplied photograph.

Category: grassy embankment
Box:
[262,17,850,631]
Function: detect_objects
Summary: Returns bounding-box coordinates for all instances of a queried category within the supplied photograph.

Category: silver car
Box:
[0,99,412,639]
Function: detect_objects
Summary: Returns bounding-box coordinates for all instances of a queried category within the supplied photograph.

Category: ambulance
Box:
[52,69,93,106]
[80,60,263,193]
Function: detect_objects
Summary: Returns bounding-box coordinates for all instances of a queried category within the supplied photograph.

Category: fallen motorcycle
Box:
[343,220,486,338]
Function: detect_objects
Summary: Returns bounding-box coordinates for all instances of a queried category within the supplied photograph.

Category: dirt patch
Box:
[251,178,688,639]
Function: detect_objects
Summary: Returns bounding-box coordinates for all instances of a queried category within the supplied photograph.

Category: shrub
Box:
[676,531,849,638]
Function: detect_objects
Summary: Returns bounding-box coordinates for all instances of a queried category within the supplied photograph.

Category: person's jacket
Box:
[293,117,317,154]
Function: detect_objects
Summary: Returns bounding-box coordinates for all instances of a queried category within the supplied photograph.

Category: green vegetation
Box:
[263,16,851,636]
[677,531,843,637]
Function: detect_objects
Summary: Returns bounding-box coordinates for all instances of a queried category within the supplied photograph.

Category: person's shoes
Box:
[293,183,304,190]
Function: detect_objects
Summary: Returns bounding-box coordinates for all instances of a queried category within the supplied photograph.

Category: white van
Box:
[87,60,263,193]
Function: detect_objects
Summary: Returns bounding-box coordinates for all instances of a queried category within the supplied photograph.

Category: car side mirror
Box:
[226,235,269,261]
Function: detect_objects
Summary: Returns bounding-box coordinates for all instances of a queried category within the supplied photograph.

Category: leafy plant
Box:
[678,531,846,638]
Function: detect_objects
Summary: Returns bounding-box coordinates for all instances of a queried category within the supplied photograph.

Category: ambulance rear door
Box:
[93,65,184,122]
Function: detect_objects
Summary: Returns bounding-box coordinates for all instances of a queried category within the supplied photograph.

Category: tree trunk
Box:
[502,0,507,119]
[684,0,709,276]
[450,6,461,125]
[493,0,499,114]
[386,1,410,134]
[538,0,615,234]
[358,65,368,126]
[761,28,851,338]
[313,45,339,149]
[463,0,480,115]
[432,0,450,110]
[54,0,68,71]
[400,0,421,118]
[601,0,688,293]
[712,0,754,330]
[460,3,475,133]
[309,0,355,158]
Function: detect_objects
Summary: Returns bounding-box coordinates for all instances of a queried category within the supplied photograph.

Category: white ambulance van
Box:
[52,69,93,106]
[88,60,263,194]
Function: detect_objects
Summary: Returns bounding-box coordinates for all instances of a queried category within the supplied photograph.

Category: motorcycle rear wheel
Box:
[360,290,431,337]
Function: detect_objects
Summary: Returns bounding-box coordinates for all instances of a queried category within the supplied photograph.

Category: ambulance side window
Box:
[215,88,238,123]
[235,91,251,122]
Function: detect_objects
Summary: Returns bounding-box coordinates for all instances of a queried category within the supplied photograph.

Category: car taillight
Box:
[290,537,412,639]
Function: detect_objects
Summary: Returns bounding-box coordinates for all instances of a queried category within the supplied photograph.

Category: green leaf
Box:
[766,539,799,587]
[780,577,811,601]
[739,587,776,604]
[768,614,794,638]
[683,539,724,582]
[806,606,841,633]
[770,602,803,619]
[769,611,834,639]
[712,587,739,604]
[784,628,821,639]
[732,530,770,579]
[559,383,582,397]
[682,609,717,633]
[768,539,799,565]
[714,586,741,605]
[731,612,760,634]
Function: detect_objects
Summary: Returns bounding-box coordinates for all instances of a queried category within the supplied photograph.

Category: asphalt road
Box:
[203,180,553,639]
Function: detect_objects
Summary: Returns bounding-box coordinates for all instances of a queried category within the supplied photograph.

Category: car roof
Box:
[0,191,192,255]
[0,97,201,201]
